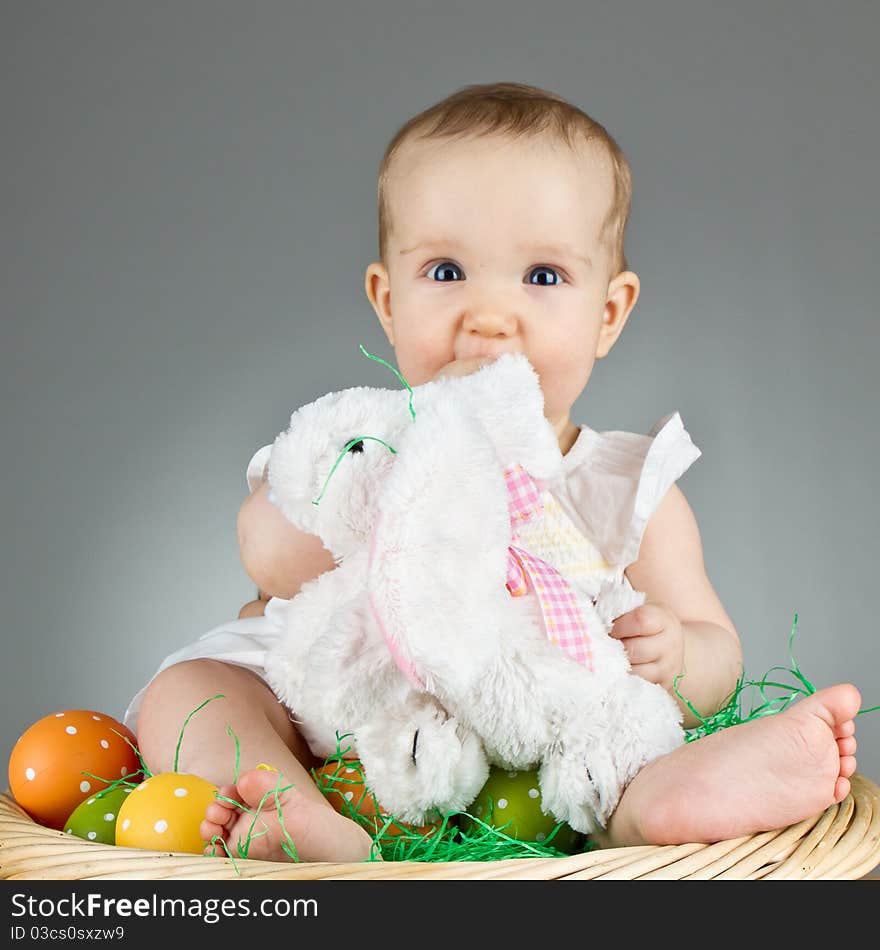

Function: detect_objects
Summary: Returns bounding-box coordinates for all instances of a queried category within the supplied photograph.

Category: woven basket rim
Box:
[2,774,879,880]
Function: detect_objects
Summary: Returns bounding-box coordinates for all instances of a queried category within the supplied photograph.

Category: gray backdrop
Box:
[3,0,878,851]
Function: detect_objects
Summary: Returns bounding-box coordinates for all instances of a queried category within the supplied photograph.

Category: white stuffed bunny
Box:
[264,355,684,834]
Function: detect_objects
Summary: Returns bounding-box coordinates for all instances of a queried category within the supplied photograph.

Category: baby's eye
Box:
[527,266,564,286]
[426,261,463,282]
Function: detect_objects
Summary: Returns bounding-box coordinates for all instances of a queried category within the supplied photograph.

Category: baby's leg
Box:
[594,683,861,848]
[136,658,374,862]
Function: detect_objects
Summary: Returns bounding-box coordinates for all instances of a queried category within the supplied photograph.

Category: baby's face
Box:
[367,134,636,436]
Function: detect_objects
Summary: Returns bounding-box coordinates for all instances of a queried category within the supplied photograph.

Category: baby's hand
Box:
[609,602,685,693]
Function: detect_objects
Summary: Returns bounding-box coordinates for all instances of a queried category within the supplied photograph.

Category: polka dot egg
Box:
[115,772,218,854]
[467,766,584,853]
[64,784,135,844]
[8,710,141,830]
[315,759,441,838]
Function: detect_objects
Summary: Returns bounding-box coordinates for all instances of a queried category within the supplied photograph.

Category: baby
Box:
[128,82,861,863]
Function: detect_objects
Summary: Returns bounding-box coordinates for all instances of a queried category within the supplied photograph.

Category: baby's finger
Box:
[619,635,661,666]
[628,661,664,687]
[610,605,661,639]
[609,612,637,640]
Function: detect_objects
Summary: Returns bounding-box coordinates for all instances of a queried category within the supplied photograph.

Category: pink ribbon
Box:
[504,465,594,671]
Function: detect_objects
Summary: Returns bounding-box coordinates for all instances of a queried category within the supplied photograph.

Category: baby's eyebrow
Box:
[401,238,592,268]
[399,238,464,257]
[527,243,592,268]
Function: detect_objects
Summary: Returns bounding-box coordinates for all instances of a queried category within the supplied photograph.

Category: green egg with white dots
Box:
[63,784,134,844]
[466,767,584,853]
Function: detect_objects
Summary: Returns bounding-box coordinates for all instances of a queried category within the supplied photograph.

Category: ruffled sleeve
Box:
[245,444,272,494]
[552,413,701,569]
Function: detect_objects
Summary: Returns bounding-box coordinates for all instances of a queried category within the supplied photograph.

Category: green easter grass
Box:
[314,614,878,864]
[92,615,877,869]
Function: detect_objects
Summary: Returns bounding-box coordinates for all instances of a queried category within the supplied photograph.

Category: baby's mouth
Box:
[454,346,521,362]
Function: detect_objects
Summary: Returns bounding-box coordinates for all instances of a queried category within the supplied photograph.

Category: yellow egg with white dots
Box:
[115,772,217,854]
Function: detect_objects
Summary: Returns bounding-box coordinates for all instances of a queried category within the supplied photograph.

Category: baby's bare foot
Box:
[200,768,376,863]
[600,683,861,847]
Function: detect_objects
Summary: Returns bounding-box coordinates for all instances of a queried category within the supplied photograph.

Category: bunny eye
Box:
[313,435,396,506]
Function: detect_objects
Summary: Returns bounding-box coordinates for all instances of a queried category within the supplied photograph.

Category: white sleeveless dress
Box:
[123,413,700,734]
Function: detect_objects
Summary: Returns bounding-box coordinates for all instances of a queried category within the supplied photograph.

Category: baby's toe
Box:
[200,817,227,851]
[834,719,856,739]
[214,784,242,805]
[833,775,852,803]
[205,799,236,825]
[839,754,857,779]
[837,735,857,757]
[236,768,288,809]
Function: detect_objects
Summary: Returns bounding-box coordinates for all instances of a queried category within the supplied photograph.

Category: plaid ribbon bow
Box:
[504,464,594,671]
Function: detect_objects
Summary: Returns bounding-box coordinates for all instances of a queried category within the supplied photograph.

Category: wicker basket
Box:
[2,775,879,881]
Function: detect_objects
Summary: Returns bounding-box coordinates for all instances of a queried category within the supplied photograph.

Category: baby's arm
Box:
[238,590,271,618]
[237,480,337,601]
[617,484,743,728]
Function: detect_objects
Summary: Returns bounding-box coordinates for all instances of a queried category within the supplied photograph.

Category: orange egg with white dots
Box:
[8,709,141,830]
[115,772,218,854]
[315,759,442,838]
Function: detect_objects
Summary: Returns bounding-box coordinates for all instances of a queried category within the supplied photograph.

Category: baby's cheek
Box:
[392,346,444,387]
[539,358,595,419]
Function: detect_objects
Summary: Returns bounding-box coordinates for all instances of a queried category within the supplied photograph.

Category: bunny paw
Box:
[538,740,621,836]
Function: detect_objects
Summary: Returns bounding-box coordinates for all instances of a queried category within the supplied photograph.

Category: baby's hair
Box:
[376,81,633,277]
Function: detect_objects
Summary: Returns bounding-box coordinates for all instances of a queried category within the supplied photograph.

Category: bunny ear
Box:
[368,398,512,693]
[414,355,563,481]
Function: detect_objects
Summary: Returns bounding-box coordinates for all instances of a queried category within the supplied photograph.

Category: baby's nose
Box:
[462,304,518,336]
